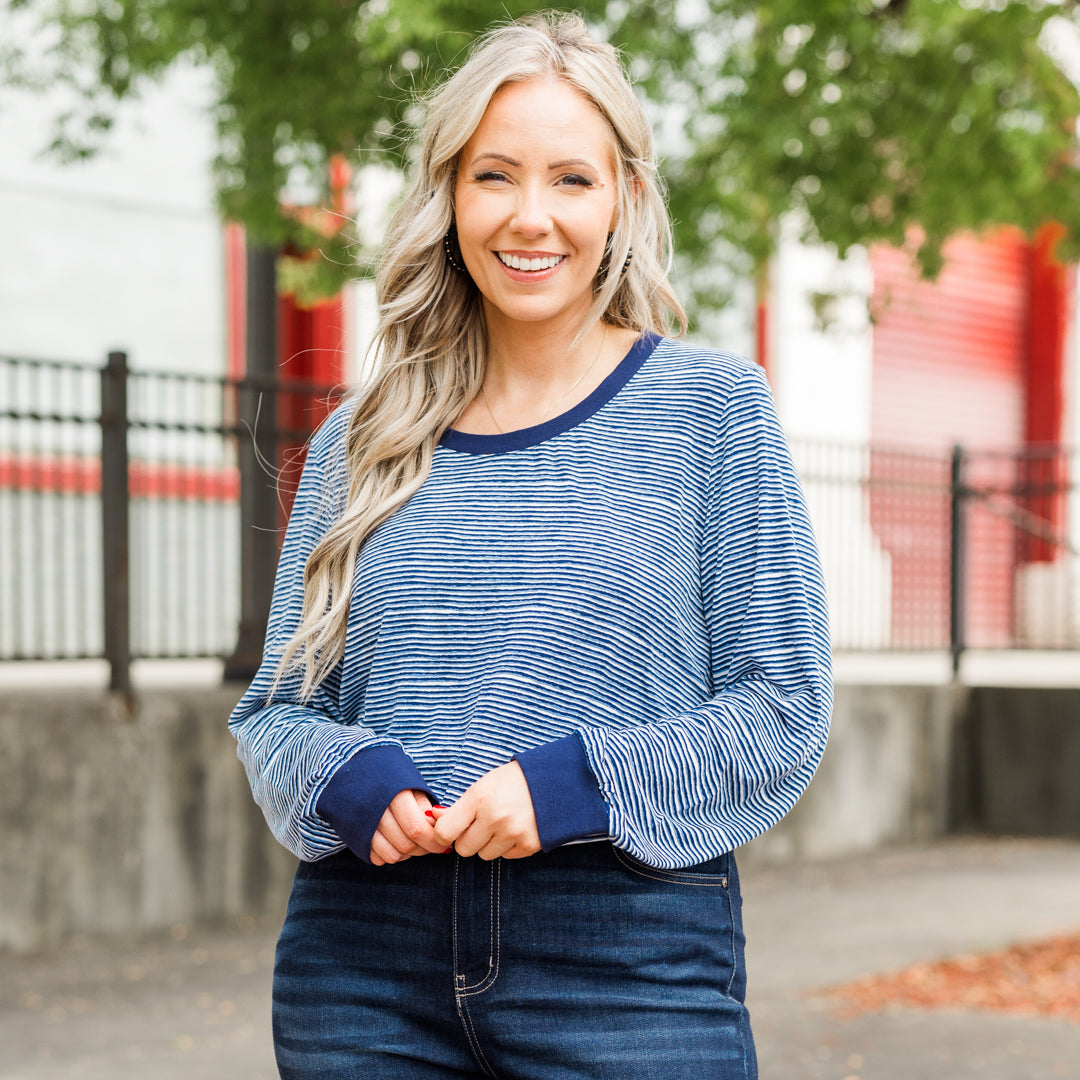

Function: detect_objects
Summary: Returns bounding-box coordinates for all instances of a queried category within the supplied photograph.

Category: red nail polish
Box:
[424,810,435,819]
[442,847,453,854]
[433,805,447,810]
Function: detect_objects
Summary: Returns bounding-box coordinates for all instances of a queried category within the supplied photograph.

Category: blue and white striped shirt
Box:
[229,334,832,869]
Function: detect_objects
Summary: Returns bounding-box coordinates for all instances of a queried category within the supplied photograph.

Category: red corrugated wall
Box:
[870,230,1029,450]
[869,229,1030,647]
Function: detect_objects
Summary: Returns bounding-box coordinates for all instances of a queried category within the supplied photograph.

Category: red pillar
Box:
[275,155,353,520]
[224,223,247,381]
[1021,222,1072,563]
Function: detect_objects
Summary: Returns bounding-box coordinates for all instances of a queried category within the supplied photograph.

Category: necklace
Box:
[480,323,609,435]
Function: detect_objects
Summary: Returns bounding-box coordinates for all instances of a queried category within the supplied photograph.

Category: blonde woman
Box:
[230,12,831,1079]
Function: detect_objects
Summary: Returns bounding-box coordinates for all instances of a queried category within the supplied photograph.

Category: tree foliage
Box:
[668,0,1080,297]
[6,0,1080,312]
[5,0,688,235]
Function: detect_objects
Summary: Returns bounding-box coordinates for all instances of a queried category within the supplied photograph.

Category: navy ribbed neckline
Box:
[440,332,661,456]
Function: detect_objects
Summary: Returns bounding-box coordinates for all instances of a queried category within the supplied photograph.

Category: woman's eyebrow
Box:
[548,158,597,170]
[467,153,598,171]
[468,152,520,167]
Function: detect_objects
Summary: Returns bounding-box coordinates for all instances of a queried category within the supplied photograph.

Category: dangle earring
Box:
[600,235,633,283]
[443,229,468,275]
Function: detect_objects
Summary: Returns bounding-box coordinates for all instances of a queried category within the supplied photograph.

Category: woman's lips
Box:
[496,251,565,271]
[494,251,565,281]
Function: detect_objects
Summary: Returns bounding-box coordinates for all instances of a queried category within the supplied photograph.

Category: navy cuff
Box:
[315,745,436,864]
[515,733,610,851]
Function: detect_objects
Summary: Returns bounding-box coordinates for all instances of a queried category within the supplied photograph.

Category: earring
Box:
[599,235,632,283]
[443,230,467,275]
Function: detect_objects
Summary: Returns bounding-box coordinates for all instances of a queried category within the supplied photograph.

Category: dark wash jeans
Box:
[273,842,757,1079]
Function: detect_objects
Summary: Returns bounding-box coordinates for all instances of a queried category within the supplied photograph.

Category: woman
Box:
[230,12,831,1079]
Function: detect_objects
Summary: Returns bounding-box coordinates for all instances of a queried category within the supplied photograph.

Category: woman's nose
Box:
[510,186,552,237]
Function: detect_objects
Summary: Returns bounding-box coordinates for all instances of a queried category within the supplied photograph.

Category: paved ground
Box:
[2,837,1079,1079]
[744,838,1080,1078]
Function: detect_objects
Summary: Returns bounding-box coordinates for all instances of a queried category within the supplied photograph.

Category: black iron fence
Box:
[794,439,1078,666]
[1,352,344,691]
[1,352,1077,688]
[2,356,102,660]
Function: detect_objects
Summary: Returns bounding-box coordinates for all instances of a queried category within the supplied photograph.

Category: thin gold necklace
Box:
[481,323,609,435]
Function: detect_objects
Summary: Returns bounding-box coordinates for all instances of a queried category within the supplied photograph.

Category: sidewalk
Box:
[2,837,1078,1080]
[743,837,1080,1078]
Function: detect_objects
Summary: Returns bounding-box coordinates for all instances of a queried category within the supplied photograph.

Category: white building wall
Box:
[1,36,232,664]
[341,164,405,387]
[770,218,892,649]
[1,54,226,374]
[769,214,873,444]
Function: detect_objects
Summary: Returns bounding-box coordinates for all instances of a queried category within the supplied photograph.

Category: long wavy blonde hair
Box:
[278,11,687,698]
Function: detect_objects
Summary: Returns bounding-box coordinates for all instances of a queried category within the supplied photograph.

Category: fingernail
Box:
[424,810,435,819]
[433,804,447,810]
[442,847,453,854]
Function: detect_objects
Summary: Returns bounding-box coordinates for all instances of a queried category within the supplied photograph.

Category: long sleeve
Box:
[227,405,430,862]
[568,364,832,867]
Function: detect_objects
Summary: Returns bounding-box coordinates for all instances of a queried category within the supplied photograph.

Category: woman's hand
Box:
[369,789,448,866]
[433,761,541,860]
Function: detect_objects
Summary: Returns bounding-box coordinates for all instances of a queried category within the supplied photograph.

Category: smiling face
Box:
[453,76,621,338]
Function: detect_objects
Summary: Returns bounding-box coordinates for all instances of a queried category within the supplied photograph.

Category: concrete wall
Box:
[744,683,965,863]
[951,686,1080,838]
[1,680,1074,950]
[0,687,295,952]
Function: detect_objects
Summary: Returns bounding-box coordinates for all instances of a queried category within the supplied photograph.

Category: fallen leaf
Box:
[821,930,1080,1023]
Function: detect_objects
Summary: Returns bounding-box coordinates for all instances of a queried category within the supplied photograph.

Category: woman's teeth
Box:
[497,253,563,271]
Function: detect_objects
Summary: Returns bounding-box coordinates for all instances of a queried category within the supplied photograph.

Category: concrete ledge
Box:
[745,683,966,863]
[0,688,295,951]
[2,679,1074,950]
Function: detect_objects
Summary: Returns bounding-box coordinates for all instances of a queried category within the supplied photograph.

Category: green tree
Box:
[6,0,1080,312]
[5,0,1076,674]
[3,0,692,299]
[666,0,1080,315]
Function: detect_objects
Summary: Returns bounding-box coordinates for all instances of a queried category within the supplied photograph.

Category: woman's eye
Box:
[474,170,508,183]
[559,174,594,188]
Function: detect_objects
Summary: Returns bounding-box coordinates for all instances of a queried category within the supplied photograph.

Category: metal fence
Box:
[1,353,343,685]
[796,439,1079,664]
[2,352,1077,685]
[2,356,102,660]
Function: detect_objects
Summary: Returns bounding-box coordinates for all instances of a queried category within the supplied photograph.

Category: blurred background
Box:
[1,1,1079,1077]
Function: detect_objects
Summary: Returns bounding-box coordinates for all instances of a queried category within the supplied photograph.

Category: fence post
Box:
[100,350,132,702]
[949,443,967,677]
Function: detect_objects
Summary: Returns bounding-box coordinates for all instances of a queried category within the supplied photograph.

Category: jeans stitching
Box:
[742,1006,758,1080]
[456,994,500,1078]
[462,859,501,996]
[723,881,737,998]
[452,858,500,1077]
[613,847,730,886]
[451,856,461,977]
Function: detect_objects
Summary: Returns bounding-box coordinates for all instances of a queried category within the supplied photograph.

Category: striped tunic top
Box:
[228,334,832,869]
